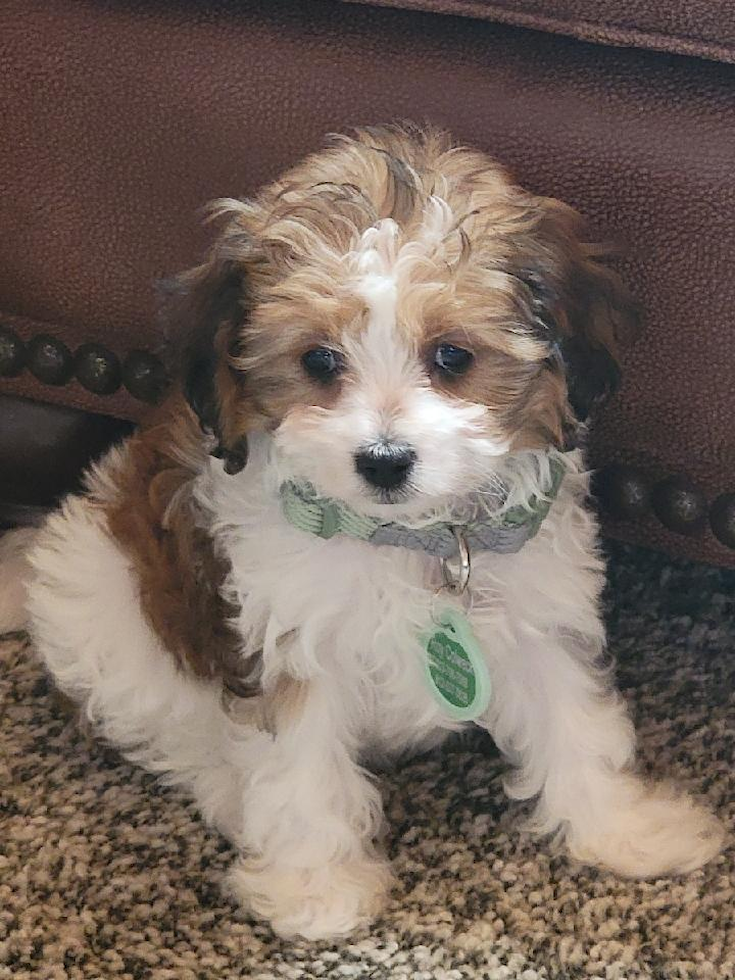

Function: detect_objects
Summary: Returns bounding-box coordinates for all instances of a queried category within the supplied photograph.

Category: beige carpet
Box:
[1,544,734,980]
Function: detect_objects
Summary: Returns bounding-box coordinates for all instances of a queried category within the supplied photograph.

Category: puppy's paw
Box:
[228,853,395,940]
[568,781,723,878]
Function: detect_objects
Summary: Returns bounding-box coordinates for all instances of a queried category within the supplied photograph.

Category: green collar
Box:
[280,457,565,559]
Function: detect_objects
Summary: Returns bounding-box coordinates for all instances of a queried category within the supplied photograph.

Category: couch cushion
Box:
[3,0,735,566]
[340,0,735,64]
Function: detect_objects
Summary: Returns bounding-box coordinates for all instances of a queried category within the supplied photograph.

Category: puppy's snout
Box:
[354,443,416,491]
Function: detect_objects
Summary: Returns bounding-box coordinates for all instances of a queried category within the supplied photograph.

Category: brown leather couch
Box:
[2,0,735,565]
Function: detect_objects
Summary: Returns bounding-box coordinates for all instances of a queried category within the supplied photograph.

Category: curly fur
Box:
[0,127,721,940]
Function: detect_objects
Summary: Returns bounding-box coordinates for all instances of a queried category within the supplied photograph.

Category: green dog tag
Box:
[423,607,491,722]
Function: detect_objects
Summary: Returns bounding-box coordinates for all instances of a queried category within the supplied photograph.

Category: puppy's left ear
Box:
[520,202,640,441]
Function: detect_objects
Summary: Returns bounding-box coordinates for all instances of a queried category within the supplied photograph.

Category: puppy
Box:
[2,126,722,940]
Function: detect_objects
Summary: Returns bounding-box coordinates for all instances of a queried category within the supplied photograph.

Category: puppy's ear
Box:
[172,255,251,474]
[517,202,639,445]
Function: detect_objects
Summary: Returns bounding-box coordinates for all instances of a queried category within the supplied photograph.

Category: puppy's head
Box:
[177,126,636,512]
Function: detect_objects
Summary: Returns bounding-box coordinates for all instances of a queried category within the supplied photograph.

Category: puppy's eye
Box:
[434,343,473,376]
[301,347,343,382]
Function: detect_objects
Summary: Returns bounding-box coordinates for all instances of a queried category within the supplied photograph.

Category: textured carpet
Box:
[1,543,734,980]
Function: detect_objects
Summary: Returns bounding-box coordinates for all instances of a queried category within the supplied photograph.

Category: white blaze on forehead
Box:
[343,199,459,428]
[352,219,400,334]
[348,197,456,331]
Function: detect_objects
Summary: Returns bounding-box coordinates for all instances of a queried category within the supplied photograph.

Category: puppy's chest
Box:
[221,511,506,736]
[229,514,439,643]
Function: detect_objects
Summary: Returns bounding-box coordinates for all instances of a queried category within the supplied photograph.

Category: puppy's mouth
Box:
[370,483,418,507]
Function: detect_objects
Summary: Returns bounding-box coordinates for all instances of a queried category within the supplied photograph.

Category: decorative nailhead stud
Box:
[74,343,122,395]
[0,326,26,377]
[651,475,707,535]
[595,463,651,520]
[122,349,168,403]
[710,493,735,550]
[27,334,73,386]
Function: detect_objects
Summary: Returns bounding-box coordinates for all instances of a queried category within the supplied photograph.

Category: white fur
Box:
[0,204,722,939]
[276,211,509,517]
[1,432,722,940]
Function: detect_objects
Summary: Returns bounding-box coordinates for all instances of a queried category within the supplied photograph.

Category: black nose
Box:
[354,443,416,491]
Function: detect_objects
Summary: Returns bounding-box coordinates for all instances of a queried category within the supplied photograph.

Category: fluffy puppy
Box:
[2,126,722,940]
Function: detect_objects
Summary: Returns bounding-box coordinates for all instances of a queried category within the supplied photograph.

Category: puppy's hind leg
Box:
[27,498,392,938]
[483,625,723,878]
[26,497,247,838]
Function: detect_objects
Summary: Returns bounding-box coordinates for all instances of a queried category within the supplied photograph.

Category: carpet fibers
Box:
[1,544,734,980]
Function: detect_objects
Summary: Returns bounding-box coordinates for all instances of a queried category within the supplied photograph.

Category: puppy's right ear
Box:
[172,254,251,474]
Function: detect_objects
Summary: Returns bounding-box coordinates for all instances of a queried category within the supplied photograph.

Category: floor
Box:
[1,543,733,980]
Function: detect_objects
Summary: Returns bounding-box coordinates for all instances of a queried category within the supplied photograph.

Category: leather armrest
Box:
[0,395,134,512]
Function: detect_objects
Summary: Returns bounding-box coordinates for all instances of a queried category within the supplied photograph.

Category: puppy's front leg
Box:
[227,672,393,940]
[482,624,723,878]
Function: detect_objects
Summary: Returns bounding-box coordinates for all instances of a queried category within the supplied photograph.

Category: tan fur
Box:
[222,674,308,735]
[202,126,634,455]
[103,126,635,691]
[262,673,310,736]
[103,397,250,684]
